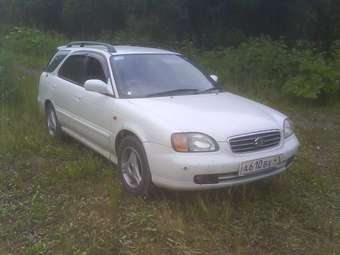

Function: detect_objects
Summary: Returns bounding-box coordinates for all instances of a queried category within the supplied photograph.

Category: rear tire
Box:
[46,104,62,139]
[118,135,153,197]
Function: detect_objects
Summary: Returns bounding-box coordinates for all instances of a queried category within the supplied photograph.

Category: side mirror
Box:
[210,74,218,83]
[84,79,113,96]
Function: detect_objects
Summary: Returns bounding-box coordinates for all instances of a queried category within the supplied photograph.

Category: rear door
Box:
[53,53,87,131]
[38,50,70,109]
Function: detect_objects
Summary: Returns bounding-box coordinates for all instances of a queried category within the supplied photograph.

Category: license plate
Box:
[239,156,280,176]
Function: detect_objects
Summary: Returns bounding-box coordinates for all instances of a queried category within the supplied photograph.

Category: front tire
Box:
[46,104,62,139]
[118,135,153,196]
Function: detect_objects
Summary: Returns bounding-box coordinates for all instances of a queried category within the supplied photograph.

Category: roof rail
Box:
[66,41,116,53]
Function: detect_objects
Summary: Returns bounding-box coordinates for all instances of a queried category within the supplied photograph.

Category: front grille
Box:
[229,130,281,153]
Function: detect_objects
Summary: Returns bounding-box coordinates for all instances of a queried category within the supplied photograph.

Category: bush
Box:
[3,27,66,57]
[282,44,340,99]
[200,37,340,100]
[196,38,293,94]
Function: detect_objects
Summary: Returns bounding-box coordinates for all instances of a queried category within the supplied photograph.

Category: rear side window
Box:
[58,55,87,85]
[45,50,70,73]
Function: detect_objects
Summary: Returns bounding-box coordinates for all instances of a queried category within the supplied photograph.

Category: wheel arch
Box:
[115,129,144,155]
[44,99,54,114]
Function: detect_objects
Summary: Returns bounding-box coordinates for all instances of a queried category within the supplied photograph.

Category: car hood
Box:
[126,92,286,141]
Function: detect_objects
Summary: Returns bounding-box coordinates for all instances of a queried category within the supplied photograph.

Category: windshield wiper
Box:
[196,87,223,94]
[145,89,200,97]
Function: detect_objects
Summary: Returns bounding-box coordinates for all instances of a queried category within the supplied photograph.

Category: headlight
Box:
[171,133,219,152]
[284,119,294,138]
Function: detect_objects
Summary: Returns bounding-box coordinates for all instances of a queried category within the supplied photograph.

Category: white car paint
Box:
[38,44,299,190]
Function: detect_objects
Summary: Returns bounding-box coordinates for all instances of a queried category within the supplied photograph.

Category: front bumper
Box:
[144,134,299,190]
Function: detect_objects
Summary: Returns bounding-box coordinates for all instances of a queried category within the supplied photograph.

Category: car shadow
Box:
[148,176,282,204]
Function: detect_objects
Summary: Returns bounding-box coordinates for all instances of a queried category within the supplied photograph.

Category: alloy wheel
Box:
[121,146,143,189]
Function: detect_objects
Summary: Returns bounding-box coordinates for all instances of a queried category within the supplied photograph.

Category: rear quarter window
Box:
[45,50,70,73]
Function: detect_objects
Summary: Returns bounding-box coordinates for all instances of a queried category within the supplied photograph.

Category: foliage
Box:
[0,49,20,103]
[283,49,340,99]
[1,1,340,101]
[1,0,340,48]
[3,27,66,57]
[2,27,340,101]
[62,0,128,35]
[197,38,340,100]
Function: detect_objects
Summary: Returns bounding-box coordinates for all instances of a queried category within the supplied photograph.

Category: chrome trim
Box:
[228,130,281,153]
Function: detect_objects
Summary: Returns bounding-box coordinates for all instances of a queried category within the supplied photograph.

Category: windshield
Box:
[110,54,218,98]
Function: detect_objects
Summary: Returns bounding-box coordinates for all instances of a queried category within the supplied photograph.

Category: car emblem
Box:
[254,137,264,147]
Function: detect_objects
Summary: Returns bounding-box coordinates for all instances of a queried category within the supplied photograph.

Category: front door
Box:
[74,53,115,152]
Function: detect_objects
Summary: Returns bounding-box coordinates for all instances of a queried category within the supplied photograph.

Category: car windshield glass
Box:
[110,54,218,98]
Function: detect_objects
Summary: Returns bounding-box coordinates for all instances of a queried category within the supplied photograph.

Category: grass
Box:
[0,45,340,254]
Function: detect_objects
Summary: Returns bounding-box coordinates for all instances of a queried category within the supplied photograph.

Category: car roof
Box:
[113,45,177,55]
[58,44,179,56]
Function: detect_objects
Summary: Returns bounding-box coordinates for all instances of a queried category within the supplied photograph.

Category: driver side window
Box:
[86,56,107,83]
[58,55,87,85]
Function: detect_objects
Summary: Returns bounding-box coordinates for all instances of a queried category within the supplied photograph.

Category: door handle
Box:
[75,95,82,101]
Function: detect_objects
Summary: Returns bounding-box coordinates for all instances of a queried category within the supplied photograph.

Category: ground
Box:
[0,52,339,255]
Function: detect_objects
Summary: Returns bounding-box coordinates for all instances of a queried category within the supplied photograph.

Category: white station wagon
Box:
[38,41,299,196]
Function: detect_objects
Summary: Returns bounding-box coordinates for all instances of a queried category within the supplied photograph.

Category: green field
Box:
[1,37,340,254]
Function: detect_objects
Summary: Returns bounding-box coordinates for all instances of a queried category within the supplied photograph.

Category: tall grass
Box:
[0,49,21,104]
